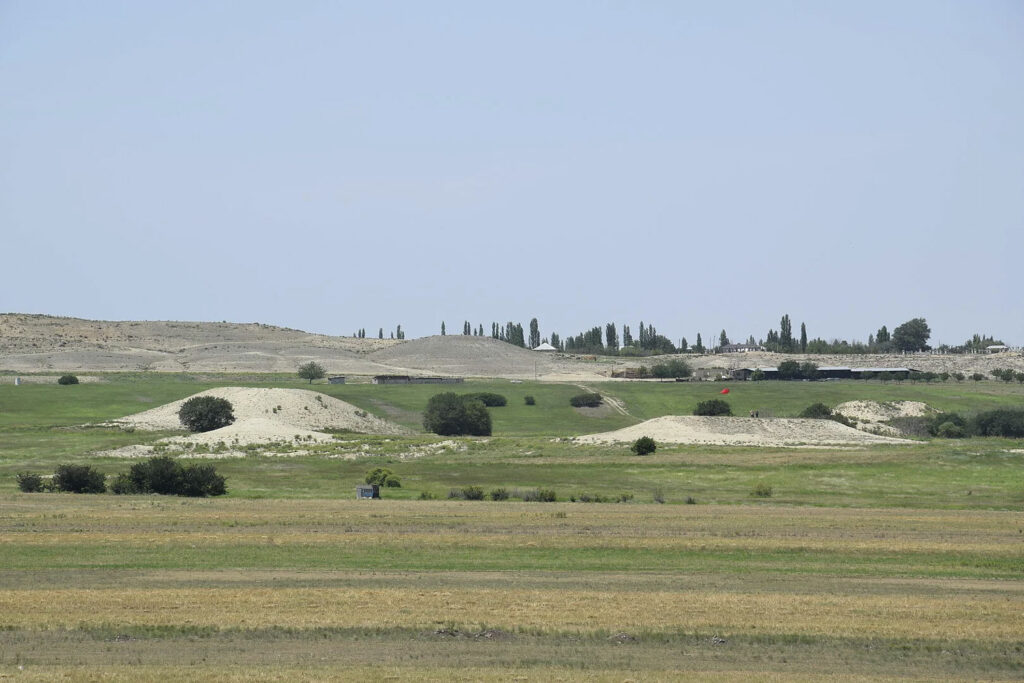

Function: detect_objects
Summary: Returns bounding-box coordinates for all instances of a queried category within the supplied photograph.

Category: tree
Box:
[892,318,931,352]
[719,330,730,348]
[441,321,446,335]
[622,325,633,347]
[680,337,688,352]
[605,322,618,350]
[694,333,704,353]
[422,393,492,436]
[378,328,383,339]
[297,361,326,384]
[529,318,540,349]
[365,467,401,488]
[58,374,79,385]
[178,396,235,433]
[800,323,807,352]
[550,332,561,350]
[780,314,793,352]
[631,436,656,455]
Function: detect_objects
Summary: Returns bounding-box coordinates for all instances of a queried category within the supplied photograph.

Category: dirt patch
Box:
[575,416,914,448]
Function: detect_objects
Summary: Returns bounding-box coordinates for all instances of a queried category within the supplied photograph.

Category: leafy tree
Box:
[178,396,235,433]
[550,332,561,350]
[297,361,326,384]
[892,318,930,352]
[396,325,404,339]
[179,463,227,496]
[973,409,1024,438]
[800,323,807,352]
[16,472,45,492]
[719,330,729,348]
[799,362,819,380]
[529,318,540,349]
[622,325,633,347]
[605,322,618,350]
[631,436,656,455]
[694,333,704,353]
[694,399,731,416]
[776,360,801,380]
[115,456,226,497]
[780,314,793,351]
[441,321,446,335]
[365,467,401,488]
[423,393,492,436]
[53,464,106,493]
[680,337,688,352]
[524,395,535,405]
[378,328,383,339]
[650,359,691,378]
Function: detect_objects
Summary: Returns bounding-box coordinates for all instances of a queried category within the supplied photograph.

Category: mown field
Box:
[1,374,1023,680]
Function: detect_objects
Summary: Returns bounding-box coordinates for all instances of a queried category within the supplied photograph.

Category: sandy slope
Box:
[109,387,406,438]
[576,416,914,448]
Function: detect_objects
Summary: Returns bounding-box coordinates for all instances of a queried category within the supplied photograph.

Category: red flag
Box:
[720,388,730,394]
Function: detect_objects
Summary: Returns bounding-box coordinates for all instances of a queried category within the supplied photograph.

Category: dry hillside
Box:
[1,314,1019,379]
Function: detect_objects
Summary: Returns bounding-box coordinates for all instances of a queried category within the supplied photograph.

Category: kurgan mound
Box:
[109,387,405,438]
[576,416,914,448]
[833,400,935,423]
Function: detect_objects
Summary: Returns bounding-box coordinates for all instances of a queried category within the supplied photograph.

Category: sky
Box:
[2,1,1022,347]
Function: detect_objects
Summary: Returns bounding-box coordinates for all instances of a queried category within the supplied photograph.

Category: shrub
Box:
[799,403,833,419]
[536,489,557,502]
[178,396,235,433]
[926,412,968,437]
[461,392,507,407]
[694,399,731,416]
[935,421,966,438]
[489,487,509,501]
[418,490,436,500]
[684,496,697,505]
[461,485,485,500]
[631,436,656,455]
[570,393,602,408]
[53,464,106,493]
[751,483,773,498]
[16,472,44,493]
[365,467,401,488]
[423,393,492,436]
[179,463,227,497]
[57,374,79,385]
[970,373,985,382]
[524,395,535,406]
[652,488,665,504]
[650,359,692,379]
[973,409,1024,438]
[109,472,138,495]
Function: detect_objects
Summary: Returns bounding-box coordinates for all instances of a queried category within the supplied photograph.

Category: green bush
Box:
[16,472,44,493]
[973,409,1024,438]
[461,392,507,407]
[423,393,492,436]
[365,467,401,488]
[53,464,106,493]
[650,359,692,379]
[935,421,966,438]
[461,485,484,500]
[694,399,731,416]
[489,487,509,501]
[536,489,557,502]
[178,396,235,433]
[631,436,656,455]
[523,395,536,406]
[751,483,773,498]
[799,403,833,419]
[57,374,79,385]
[180,463,228,497]
[114,456,226,497]
[569,393,602,408]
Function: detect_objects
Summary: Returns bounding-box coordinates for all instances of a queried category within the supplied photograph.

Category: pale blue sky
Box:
[2,2,1022,346]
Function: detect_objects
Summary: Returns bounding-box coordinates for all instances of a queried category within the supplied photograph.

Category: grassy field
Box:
[1,375,1023,679]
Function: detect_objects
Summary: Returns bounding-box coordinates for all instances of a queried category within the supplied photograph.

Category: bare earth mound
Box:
[834,400,935,423]
[576,416,914,448]
[109,387,406,443]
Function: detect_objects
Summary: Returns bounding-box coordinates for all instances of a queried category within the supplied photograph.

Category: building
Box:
[371,375,464,385]
[718,343,764,353]
[327,376,346,384]
[532,342,557,352]
[986,345,1009,353]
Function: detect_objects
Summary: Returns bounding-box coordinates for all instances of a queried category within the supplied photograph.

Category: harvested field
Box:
[576,415,914,447]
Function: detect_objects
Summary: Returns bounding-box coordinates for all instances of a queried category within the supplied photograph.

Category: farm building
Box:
[371,375,464,385]
[731,366,916,381]
[986,345,1009,353]
[327,376,346,384]
[718,343,764,353]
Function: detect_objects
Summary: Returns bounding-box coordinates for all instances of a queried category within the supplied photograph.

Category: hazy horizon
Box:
[3,2,1021,346]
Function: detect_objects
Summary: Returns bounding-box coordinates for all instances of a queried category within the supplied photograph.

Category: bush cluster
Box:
[178,396,235,433]
[57,374,79,385]
[423,392,492,436]
[569,393,602,408]
[53,464,107,493]
[650,359,692,379]
[523,395,536,406]
[461,392,507,407]
[694,399,731,416]
[112,456,227,497]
